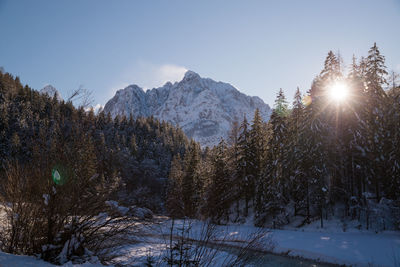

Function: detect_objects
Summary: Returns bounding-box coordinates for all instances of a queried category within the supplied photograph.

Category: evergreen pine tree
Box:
[364,42,389,202]
[301,79,331,228]
[227,120,242,219]
[237,116,252,216]
[207,140,231,224]
[285,88,307,216]
[250,109,266,220]
[166,154,184,218]
[181,141,201,217]
[259,89,288,226]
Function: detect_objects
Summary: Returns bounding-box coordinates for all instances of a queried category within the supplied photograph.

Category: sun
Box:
[328,81,349,102]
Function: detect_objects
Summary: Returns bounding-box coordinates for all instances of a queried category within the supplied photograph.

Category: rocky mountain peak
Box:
[182,70,201,81]
[104,71,271,147]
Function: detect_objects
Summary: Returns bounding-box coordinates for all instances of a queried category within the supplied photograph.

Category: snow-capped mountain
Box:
[40,85,63,101]
[104,71,271,147]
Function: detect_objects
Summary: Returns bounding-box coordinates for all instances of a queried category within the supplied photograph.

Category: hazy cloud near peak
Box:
[153,64,187,89]
[107,62,187,100]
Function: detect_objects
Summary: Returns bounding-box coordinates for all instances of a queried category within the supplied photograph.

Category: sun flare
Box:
[328,81,349,102]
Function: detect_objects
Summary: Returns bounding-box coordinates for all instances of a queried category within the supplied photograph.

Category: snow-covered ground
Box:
[0,251,106,267]
[197,221,400,267]
[0,251,54,267]
[1,218,399,266]
[110,219,400,267]
[272,229,400,266]
[269,217,400,266]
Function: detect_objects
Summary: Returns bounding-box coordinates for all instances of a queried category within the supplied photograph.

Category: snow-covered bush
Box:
[105,200,153,220]
[0,147,137,265]
[147,219,271,266]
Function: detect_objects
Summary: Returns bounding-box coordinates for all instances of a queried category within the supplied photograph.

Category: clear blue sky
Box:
[1,0,399,107]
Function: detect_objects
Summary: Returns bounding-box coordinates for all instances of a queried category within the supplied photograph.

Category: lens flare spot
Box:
[302,95,312,106]
[52,169,62,185]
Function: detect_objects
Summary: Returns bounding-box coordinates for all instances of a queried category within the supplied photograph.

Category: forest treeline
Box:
[0,71,189,262]
[0,71,190,210]
[166,43,400,229]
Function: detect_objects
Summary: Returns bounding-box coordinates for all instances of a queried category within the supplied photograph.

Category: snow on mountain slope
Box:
[104,71,271,147]
[40,85,63,101]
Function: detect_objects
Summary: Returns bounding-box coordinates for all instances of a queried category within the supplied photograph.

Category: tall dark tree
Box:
[237,116,252,216]
[302,79,331,228]
[227,120,242,219]
[166,155,184,218]
[206,140,231,224]
[285,88,307,217]
[258,89,288,226]
[364,42,389,202]
[181,141,201,217]
[250,109,266,218]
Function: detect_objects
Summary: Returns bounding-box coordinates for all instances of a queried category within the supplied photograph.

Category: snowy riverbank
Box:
[1,219,399,267]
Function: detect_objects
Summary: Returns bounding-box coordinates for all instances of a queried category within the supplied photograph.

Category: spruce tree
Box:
[250,108,266,220]
[285,88,307,216]
[259,89,288,226]
[301,79,331,227]
[237,116,252,216]
[166,155,184,218]
[319,51,341,86]
[181,141,201,217]
[206,140,231,224]
[364,42,389,202]
[227,120,242,219]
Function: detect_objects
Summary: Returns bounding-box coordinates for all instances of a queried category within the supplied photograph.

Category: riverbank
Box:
[270,228,399,267]
[1,218,399,266]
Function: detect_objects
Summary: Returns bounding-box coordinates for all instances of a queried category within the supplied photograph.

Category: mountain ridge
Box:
[104,71,271,147]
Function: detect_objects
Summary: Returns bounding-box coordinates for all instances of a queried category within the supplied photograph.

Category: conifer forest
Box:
[1,1,400,266]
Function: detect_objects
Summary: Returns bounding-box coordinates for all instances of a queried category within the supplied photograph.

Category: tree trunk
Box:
[245,197,249,217]
[320,205,324,228]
